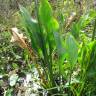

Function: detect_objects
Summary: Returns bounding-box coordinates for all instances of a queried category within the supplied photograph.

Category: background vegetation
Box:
[0,0,96,96]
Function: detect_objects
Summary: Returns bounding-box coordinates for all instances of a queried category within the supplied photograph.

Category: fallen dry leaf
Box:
[10,27,27,48]
[65,12,76,29]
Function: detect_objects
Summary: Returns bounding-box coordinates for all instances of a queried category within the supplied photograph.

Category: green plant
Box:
[18,0,78,94]
[9,0,96,95]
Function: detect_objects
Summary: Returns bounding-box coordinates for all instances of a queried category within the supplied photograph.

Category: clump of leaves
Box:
[18,0,78,95]
[9,0,96,95]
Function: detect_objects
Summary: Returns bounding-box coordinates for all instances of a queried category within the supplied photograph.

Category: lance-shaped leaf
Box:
[39,0,59,31]
[65,34,78,66]
[19,5,44,55]
[39,0,52,26]
[53,31,66,75]
[39,0,59,54]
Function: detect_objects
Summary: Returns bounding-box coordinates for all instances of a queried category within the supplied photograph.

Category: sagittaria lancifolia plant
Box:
[18,0,79,94]
[10,0,96,95]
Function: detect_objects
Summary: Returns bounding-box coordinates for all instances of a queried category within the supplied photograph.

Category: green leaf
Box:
[6,89,13,96]
[39,0,59,55]
[87,41,96,78]
[54,32,66,58]
[53,32,66,75]
[65,34,78,65]
[39,0,52,26]
[71,23,80,39]
[19,6,38,49]
[79,10,96,29]
[46,18,59,53]
[19,5,45,56]
[71,10,96,39]
[47,18,59,32]
[39,0,59,31]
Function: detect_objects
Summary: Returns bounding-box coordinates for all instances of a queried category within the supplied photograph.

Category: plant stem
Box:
[34,0,54,87]
[27,45,47,84]
[34,0,47,81]
[68,66,73,96]
[92,19,96,41]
